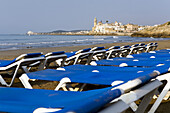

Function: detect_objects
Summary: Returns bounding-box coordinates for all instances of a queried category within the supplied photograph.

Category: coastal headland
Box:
[28,21,170,38]
[132,22,170,38]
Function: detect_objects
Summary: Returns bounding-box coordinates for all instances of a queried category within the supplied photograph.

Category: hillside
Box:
[132,21,170,38]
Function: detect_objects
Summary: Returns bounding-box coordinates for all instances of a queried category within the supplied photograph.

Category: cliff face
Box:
[131,22,170,38]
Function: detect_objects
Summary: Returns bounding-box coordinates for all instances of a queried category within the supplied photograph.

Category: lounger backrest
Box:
[75,48,91,54]
[90,47,106,61]
[139,43,145,46]
[45,51,65,57]
[121,45,130,49]
[91,47,105,51]
[108,46,120,50]
[45,51,67,67]
[15,53,43,61]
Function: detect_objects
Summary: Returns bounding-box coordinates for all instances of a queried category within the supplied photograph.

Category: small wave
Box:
[88,39,104,41]
[113,36,118,38]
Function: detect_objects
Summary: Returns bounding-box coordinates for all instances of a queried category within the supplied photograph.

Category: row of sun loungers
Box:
[0,42,169,113]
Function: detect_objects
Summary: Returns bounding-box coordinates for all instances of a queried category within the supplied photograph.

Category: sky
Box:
[0,0,169,34]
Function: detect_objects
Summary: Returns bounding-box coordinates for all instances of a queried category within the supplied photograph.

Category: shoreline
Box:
[1,40,170,60]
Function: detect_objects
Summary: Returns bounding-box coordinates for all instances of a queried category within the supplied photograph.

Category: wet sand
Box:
[0,39,170,113]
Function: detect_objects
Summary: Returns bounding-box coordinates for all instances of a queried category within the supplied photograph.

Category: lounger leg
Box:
[0,75,8,86]
[55,77,71,91]
[145,47,150,53]
[106,51,112,59]
[19,74,33,89]
[22,66,30,73]
[71,83,87,91]
[73,55,80,65]
[148,73,170,113]
[135,88,158,113]
[60,57,67,67]
[8,64,20,87]
[86,54,93,65]
[93,56,99,61]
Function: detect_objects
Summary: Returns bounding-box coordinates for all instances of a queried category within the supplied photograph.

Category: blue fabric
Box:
[52,51,65,55]
[132,52,170,58]
[65,48,91,58]
[114,46,120,49]
[26,53,42,57]
[82,48,91,52]
[63,64,169,73]
[134,44,139,47]
[140,43,145,46]
[158,49,170,52]
[0,87,121,113]
[0,59,16,67]
[26,65,164,85]
[96,59,170,67]
[122,45,130,48]
[92,47,105,51]
[111,57,170,61]
[109,46,120,50]
[65,52,76,58]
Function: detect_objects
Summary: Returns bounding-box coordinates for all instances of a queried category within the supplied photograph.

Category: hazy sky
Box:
[0,0,169,34]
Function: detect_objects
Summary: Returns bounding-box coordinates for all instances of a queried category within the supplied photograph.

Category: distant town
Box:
[27,17,157,36]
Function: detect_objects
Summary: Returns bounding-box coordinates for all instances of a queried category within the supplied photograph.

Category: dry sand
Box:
[0,39,170,113]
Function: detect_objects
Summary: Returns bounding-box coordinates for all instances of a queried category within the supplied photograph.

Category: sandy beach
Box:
[0,39,170,113]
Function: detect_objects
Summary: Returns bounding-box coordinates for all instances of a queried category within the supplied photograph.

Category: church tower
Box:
[94,17,97,27]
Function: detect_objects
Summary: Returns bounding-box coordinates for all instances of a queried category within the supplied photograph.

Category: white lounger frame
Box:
[65,51,93,65]
[44,52,67,68]
[0,54,45,87]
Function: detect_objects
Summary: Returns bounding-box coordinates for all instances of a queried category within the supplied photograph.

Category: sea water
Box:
[0,34,169,51]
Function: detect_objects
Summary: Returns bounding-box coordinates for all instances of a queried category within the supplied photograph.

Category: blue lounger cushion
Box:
[26,65,167,86]
[65,48,91,58]
[26,53,43,58]
[51,51,65,55]
[0,87,121,113]
[112,57,170,61]
[65,52,76,58]
[91,47,105,51]
[63,64,169,73]
[131,53,170,58]
[96,59,170,67]
[0,52,43,67]
[0,59,16,67]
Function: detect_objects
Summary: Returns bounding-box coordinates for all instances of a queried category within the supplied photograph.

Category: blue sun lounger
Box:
[0,53,45,86]
[92,49,170,67]
[64,48,93,65]
[105,46,122,59]
[127,51,170,59]
[145,42,158,52]
[19,64,169,90]
[43,51,67,68]
[93,59,170,67]
[0,80,163,113]
[90,46,106,61]
[0,86,121,113]
[19,64,167,113]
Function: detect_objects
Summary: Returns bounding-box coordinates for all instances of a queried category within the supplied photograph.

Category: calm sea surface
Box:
[0,34,169,51]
